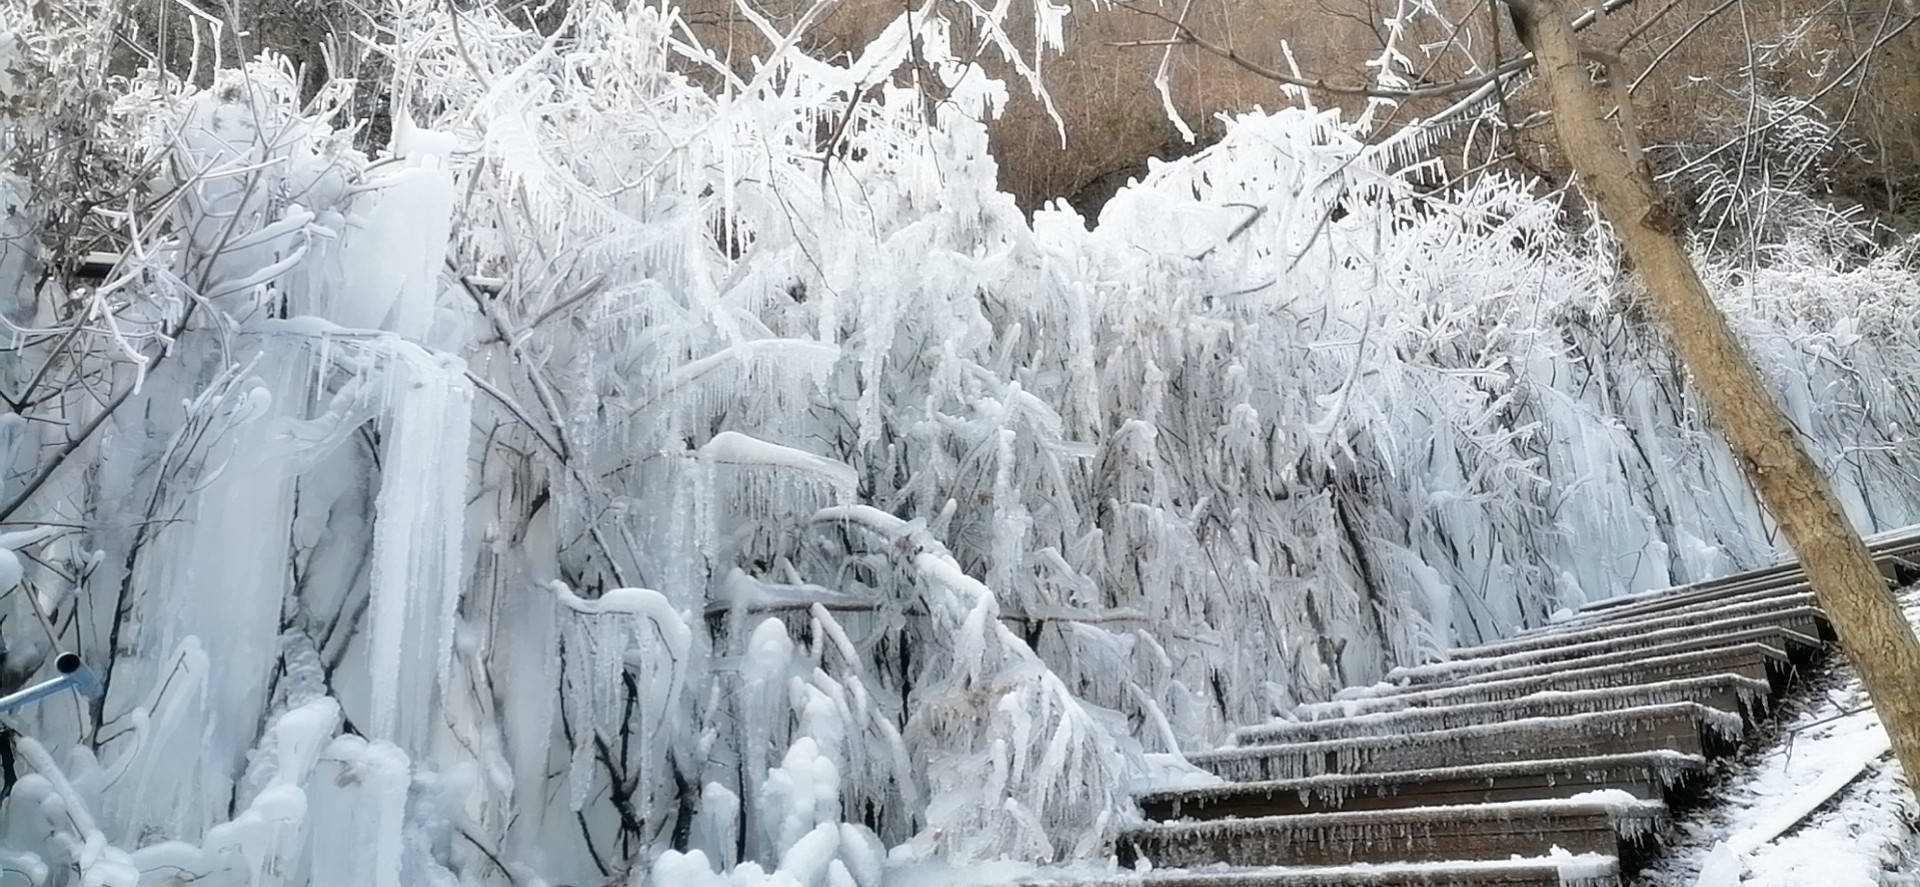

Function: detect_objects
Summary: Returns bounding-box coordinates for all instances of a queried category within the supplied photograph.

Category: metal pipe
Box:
[0,653,103,716]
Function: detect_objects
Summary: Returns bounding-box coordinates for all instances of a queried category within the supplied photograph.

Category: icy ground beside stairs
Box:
[1637,588,1920,886]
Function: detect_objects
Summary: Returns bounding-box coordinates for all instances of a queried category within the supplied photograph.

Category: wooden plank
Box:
[1025,856,1622,887]
[1449,596,1815,660]
[1575,565,1807,614]
[1241,674,1766,745]
[1378,625,1821,697]
[1303,643,1789,720]
[1143,771,1657,818]
[1140,752,1705,819]
[1115,799,1663,869]
[1575,526,1920,614]
[1524,583,1823,636]
[1390,609,1826,688]
[1195,703,1729,781]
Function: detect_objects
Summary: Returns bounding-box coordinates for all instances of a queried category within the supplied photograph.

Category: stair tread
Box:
[1372,626,1819,695]
[1452,595,1815,659]
[1574,526,1920,613]
[1525,585,1825,636]
[1144,750,1706,806]
[1298,643,1789,719]
[1385,609,1824,686]
[1195,702,1736,780]
[1139,751,1705,819]
[1117,796,1665,870]
[1121,794,1666,837]
[1029,854,1621,886]
[1237,675,1766,744]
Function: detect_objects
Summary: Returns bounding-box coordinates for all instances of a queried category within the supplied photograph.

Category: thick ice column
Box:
[366,345,474,760]
[330,118,457,342]
[490,505,562,857]
[115,364,302,842]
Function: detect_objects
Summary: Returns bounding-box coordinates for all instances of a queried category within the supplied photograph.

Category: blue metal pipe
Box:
[0,653,103,716]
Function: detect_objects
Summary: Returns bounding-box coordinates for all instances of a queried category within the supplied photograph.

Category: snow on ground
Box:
[1638,589,1920,886]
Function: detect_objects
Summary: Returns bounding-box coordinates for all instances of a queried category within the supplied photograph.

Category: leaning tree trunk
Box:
[1505,0,1920,786]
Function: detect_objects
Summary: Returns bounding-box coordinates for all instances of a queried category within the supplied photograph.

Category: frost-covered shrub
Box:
[3,1,1920,885]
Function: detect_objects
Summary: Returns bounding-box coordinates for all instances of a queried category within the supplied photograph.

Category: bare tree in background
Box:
[1501,0,1920,789]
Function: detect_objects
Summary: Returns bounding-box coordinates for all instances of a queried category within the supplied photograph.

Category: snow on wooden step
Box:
[1026,852,1622,886]
[1193,703,1739,781]
[1575,524,1920,614]
[1370,625,1821,697]
[1115,795,1667,870]
[1139,751,1707,820]
[1240,675,1768,742]
[1554,569,1822,619]
[1502,589,1821,649]
[1524,583,1822,637]
[1301,644,1789,720]
[1566,572,1810,619]
[1446,596,1814,660]
[1573,524,1920,614]
[1385,609,1826,687]
[1518,582,1820,637]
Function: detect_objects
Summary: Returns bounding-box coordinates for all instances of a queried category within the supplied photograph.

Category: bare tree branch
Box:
[1654,8,1920,181]
[1111,0,1534,99]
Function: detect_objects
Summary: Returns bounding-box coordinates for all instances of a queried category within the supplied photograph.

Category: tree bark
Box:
[1505,0,1920,787]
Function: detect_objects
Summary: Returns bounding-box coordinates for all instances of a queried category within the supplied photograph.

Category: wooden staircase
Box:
[1038,528,1920,887]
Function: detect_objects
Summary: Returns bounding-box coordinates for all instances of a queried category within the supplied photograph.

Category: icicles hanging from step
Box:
[365,344,474,759]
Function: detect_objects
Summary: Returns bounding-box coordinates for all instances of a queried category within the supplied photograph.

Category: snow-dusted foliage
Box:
[3,0,1920,884]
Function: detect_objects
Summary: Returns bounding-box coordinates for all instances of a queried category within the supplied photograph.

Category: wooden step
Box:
[1447,596,1814,660]
[1483,592,1819,653]
[1194,703,1736,781]
[1302,643,1792,719]
[1575,526,1920,614]
[1115,797,1665,869]
[1570,573,1813,619]
[1139,751,1706,819]
[1545,581,1812,631]
[1372,625,1822,697]
[1515,584,1828,639]
[1576,571,1784,612]
[1026,855,1623,886]
[1561,580,1819,629]
[1240,674,1767,744]
[1387,608,1826,687]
